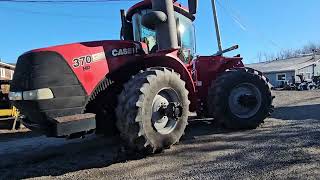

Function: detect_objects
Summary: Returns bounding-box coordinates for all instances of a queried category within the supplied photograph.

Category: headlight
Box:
[9,92,23,100]
[23,88,54,100]
[9,88,54,101]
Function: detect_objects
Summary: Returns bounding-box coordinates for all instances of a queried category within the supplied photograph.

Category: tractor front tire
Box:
[207,68,273,129]
[116,68,190,153]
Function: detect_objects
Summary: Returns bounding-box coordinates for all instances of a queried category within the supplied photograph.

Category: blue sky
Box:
[0,0,319,64]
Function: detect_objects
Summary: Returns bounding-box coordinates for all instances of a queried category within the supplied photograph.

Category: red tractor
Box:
[9,0,273,153]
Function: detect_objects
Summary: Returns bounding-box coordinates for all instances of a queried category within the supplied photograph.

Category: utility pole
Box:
[211,0,223,54]
[312,49,317,60]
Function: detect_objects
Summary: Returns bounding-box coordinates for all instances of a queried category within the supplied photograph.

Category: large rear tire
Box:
[207,68,273,129]
[116,67,190,153]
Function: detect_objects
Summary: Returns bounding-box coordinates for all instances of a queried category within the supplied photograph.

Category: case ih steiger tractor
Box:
[9,0,273,153]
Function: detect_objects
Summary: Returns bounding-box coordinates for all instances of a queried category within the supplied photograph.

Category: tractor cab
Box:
[123,1,196,63]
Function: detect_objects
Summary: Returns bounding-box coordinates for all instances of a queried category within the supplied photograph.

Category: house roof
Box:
[246,55,320,73]
[0,61,15,69]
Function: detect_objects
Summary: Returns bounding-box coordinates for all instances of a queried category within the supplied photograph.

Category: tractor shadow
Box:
[271,104,320,121]
[0,120,228,179]
[1,104,319,179]
[0,128,39,142]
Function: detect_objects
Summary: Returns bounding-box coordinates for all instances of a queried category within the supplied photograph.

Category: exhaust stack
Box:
[142,0,198,51]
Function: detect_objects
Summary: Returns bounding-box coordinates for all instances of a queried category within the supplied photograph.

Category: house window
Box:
[0,68,5,78]
[10,70,14,79]
[276,73,286,81]
[305,72,311,80]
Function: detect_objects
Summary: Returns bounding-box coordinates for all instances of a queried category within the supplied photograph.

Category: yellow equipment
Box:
[0,80,21,130]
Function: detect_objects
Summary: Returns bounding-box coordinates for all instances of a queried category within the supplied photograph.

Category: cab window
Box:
[176,12,196,63]
[132,10,196,62]
[132,10,157,52]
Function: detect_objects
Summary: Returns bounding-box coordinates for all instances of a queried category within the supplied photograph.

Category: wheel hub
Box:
[228,83,262,119]
[151,88,181,135]
[158,102,183,119]
[238,94,258,108]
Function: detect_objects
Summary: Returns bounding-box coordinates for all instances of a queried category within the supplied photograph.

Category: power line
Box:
[0,0,140,24]
[217,0,282,50]
[0,0,138,19]
[0,0,136,3]
[0,0,138,18]
[0,6,107,20]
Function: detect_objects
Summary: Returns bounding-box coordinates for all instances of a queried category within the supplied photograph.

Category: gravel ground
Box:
[0,90,320,180]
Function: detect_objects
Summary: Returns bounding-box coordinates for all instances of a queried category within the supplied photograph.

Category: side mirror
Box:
[120,9,133,40]
[188,0,198,14]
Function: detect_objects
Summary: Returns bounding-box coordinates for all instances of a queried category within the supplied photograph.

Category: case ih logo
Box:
[111,47,139,57]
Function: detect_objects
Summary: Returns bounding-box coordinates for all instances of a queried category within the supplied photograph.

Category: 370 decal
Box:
[72,52,106,70]
[73,55,93,68]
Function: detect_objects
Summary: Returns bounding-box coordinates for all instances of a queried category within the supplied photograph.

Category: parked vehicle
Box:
[296,75,317,91]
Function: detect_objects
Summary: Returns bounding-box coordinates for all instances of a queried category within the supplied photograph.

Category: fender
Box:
[193,55,245,112]
[89,49,197,112]
[144,50,197,112]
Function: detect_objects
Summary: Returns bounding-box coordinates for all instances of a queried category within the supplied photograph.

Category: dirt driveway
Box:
[0,90,320,180]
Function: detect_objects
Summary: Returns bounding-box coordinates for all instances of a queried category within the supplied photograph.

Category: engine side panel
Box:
[194,56,244,111]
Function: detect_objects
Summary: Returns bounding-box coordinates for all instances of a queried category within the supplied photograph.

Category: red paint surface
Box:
[144,49,197,111]
[29,40,245,113]
[194,56,244,108]
[31,40,144,95]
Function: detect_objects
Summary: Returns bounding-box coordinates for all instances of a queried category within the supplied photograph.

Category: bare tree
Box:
[255,42,320,62]
[257,52,263,63]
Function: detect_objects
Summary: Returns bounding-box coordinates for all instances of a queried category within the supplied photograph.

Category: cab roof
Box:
[126,0,195,21]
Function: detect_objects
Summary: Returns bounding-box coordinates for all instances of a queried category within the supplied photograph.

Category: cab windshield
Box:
[132,9,196,62]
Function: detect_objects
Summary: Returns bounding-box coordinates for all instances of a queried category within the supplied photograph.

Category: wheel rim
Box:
[228,83,262,119]
[151,88,182,135]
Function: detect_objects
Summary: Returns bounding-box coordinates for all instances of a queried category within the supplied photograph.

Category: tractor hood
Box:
[29,40,147,66]
[10,40,147,133]
[22,40,147,94]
